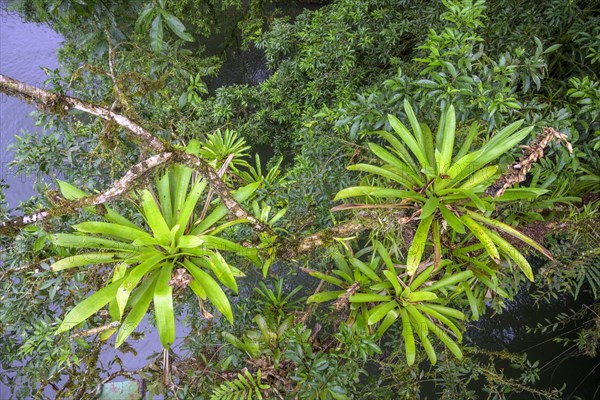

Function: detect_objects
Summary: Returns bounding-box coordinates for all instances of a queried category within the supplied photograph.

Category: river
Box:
[0,1,61,208]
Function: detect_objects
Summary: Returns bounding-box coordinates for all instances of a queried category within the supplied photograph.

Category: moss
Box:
[44,93,71,117]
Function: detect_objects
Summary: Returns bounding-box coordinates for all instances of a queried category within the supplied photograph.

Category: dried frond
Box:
[488,127,573,197]
[169,268,193,289]
[334,282,361,310]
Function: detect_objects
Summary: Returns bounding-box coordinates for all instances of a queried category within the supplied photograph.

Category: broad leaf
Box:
[51,252,127,271]
[400,308,416,365]
[115,272,159,348]
[164,13,194,41]
[150,15,163,53]
[406,215,434,275]
[73,222,152,242]
[184,260,234,323]
[388,114,429,171]
[460,215,500,263]
[140,189,170,244]
[368,300,398,325]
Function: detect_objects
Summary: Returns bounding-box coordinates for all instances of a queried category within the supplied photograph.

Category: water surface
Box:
[0,3,62,208]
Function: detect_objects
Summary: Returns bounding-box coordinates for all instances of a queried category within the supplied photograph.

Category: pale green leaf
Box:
[400,308,416,365]
[51,252,126,271]
[439,204,465,234]
[116,254,164,317]
[368,300,398,325]
[177,235,203,249]
[388,114,429,170]
[307,291,346,303]
[115,273,159,348]
[184,260,233,323]
[73,222,151,242]
[461,215,500,263]
[55,278,125,334]
[422,270,474,292]
[154,263,175,348]
[465,210,553,260]
[407,215,434,275]
[140,189,170,244]
[407,291,438,302]
[349,293,392,303]
[51,234,139,252]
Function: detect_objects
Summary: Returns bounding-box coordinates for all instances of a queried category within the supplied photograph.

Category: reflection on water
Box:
[465,266,600,398]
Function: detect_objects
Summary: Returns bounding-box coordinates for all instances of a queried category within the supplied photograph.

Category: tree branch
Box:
[0,73,166,152]
[0,73,259,228]
[0,152,174,235]
[176,152,263,230]
[281,218,376,259]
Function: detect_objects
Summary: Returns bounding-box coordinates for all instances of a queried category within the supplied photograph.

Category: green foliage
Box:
[335,101,552,279]
[535,201,600,302]
[50,140,261,349]
[308,245,470,365]
[210,369,270,400]
[134,1,194,53]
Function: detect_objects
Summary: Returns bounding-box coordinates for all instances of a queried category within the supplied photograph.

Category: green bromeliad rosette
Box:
[51,138,261,349]
[316,101,554,365]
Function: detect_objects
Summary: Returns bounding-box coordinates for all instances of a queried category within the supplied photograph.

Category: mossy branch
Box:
[0,152,174,235]
[0,73,262,232]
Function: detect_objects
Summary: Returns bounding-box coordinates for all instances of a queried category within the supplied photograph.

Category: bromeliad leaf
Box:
[56,278,126,334]
[178,235,203,249]
[334,186,425,202]
[154,263,175,348]
[115,272,158,348]
[184,260,234,323]
[52,150,259,351]
[52,252,129,271]
[460,215,500,263]
[400,308,416,365]
[52,234,139,252]
[116,254,164,317]
[140,189,171,244]
[407,215,434,275]
[368,300,399,325]
[73,222,152,242]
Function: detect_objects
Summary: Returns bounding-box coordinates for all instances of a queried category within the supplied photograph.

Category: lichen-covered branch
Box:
[0,73,165,152]
[177,152,264,231]
[281,219,377,259]
[0,153,174,236]
[0,73,257,228]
